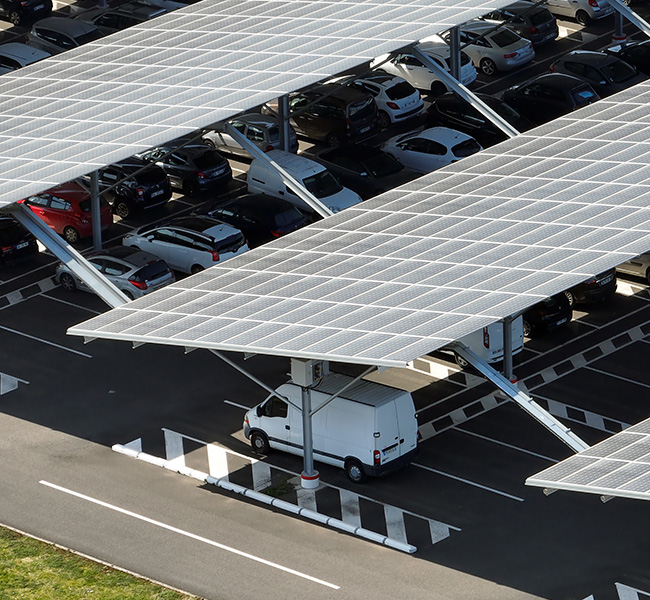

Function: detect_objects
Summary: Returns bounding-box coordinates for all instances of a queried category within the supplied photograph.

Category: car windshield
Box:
[452,138,482,158]
[490,28,521,48]
[194,150,225,169]
[385,81,417,100]
[491,99,521,120]
[348,96,375,121]
[601,60,638,83]
[444,51,472,68]
[362,153,403,177]
[133,260,170,282]
[529,9,553,25]
[303,171,343,197]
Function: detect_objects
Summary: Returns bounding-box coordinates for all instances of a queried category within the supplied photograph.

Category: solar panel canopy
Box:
[527,416,650,501]
[69,81,650,367]
[0,0,514,204]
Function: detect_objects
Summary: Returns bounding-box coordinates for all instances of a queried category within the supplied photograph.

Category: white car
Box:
[342,74,424,128]
[381,127,482,174]
[370,40,477,95]
[122,215,249,275]
[447,20,535,76]
[0,42,50,75]
[545,0,615,26]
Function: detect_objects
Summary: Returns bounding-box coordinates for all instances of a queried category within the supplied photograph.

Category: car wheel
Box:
[63,226,80,244]
[123,289,134,300]
[377,110,392,129]
[564,290,575,307]
[345,459,367,483]
[182,179,199,196]
[59,273,76,292]
[522,319,533,338]
[202,138,216,149]
[250,431,270,454]
[430,81,446,96]
[480,58,497,76]
[326,133,341,148]
[576,9,589,26]
[114,200,131,220]
[190,264,205,275]
[8,10,21,25]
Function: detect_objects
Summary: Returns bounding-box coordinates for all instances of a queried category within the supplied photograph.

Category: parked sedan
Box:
[522,293,572,337]
[445,20,535,76]
[617,254,650,284]
[27,17,103,55]
[305,144,421,199]
[550,50,644,97]
[426,92,533,147]
[122,215,248,274]
[481,0,558,46]
[0,0,50,26]
[501,73,600,127]
[55,246,175,300]
[17,182,113,244]
[76,2,167,35]
[606,40,650,76]
[202,113,298,158]
[565,268,617,306]
[0,42,50,75]
[381,127,482,174]
[138,143,232,196]
[195,194,308,248]
[0,216,38,265]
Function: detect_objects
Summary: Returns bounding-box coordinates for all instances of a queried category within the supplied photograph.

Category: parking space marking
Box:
[39,480,340,590]
[457,429,559,463]
[413,463,525,502]
[0,325,92,358]
[41,293,103,315]
[583,365,650,389]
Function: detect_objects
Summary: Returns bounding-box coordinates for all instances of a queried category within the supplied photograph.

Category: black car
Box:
[286,83,379,148]
[522,293,572,337]
[76,2,167,35]
[482,0,558,46]
[426,92,533,147]
[0,216,39,265]
[606,40,650,76]
[565,268,617,306]
[0,0,51,25]
[550,50,644,97]
[138,143,232,196]
[195,194,308,248]
[501,73,600,127]
[306,144,420,200]
[92,158,172,220]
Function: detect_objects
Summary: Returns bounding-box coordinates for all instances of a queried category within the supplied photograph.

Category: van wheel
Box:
[576,9,589,26]
[345,459,367,483]
[250,431,270,454]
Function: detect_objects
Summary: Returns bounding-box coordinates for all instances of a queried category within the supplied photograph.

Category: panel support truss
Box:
[609,0,650,38]
[450,343,590,453]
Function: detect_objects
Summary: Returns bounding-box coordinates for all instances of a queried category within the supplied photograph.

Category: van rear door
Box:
[375,402,402,465]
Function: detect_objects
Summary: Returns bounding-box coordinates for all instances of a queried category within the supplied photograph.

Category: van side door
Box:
[258,396,292,450]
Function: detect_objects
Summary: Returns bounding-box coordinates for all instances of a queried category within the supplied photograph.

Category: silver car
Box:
[55,246,175,300]
[545,0,615,26]
[122,215,249,274]
[617,253,650,284]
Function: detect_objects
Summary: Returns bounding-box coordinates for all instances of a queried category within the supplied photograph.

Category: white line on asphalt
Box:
[457,429,559,463]
[39,292,103,314]
[224,399,250,410]
[412,463,525,502]
[583,365,650,389]
[0,325,92,358]
[39,480,340,590]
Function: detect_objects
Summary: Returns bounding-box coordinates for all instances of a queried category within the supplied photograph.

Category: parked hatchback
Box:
[550,50,644,97]
[606,40,650,76]
[286,83,379,148]
[195,194,308,248]
[0,42,50,75]
[122,215,248,274]
[501,73,600,126]
[0,0,51,26]
[55,246,175,300]
[482,1,558,46]
[76,2,167,35]
[27,17,103,54]
[545,0,614,26]
[138,143,232,196]
[17,182,113,243]
[0,216,38,265]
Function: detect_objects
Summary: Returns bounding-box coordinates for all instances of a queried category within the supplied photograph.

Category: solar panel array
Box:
[527,416,650,501]
[0,0,508,203]
[69,81,650,367]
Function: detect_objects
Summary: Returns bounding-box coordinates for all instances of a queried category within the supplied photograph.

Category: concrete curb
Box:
[112,444,417,554]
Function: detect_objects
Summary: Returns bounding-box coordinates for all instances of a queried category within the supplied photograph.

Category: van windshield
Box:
[303,171,343,197]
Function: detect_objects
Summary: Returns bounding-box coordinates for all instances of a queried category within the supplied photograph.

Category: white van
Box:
[247,150,362,214]
[452,317,524,367]
[243,372,419,483]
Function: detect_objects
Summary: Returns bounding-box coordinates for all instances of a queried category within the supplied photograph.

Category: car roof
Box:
[112,156,150,170]
[89,245,160,266]
[161,215,227,234]
[320,144,386,159]
[461,19,513,34]
[39,181,89,202]
[356,74,403,87]
[498,1,550,15]
[110,2,167,17]
[232,113,278,128]
[562,50,620,67]
[0,43,49,62]
[525,72,590,89]
[303,83,371,103]
[262,149,325,176]
[34,17,98,35]
[416,39,450,58]
[393,126,472,145]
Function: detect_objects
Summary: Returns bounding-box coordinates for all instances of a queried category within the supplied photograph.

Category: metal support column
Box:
[613,9,626,43]
[503,315,514,383]
[90,171,102,252]
[301,385,319,489]
[448,26,461,81]
[277,95,291,153]
[608,0,650,38]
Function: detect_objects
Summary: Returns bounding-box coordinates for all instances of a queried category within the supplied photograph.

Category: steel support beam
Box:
[608,0,650,38]
[223,122,332,219]
[300,385,319,488]
[451,342,590,453]
[503,315,514,383]
[7,203,128,308]
[277,95,291,153]
[448,26,461,81]
[412,46,520,140]
[90,171,102,252]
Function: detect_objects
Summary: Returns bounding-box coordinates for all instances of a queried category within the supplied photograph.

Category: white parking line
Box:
[39,480,340,590]
[413,463,525,502]
[40,293,103,315]
[457,429,559,463]
[0,325,92,358]
[583,365,650,389]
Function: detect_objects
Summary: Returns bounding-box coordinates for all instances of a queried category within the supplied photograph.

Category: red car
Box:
[17,182,113,243]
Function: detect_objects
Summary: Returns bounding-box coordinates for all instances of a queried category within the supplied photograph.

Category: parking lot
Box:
[3,3,650,599]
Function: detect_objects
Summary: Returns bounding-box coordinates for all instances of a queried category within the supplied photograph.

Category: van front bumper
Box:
[366,446,419,478]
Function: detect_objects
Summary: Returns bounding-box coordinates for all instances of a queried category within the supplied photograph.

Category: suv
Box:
[76,2,167,35]
[482,1,558,46]
[27,17,103,55]
[0,0,51,26]
[55,246,175,300]
[286,83,379,148]
[91,158,172,220]
[122,215,249,274]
